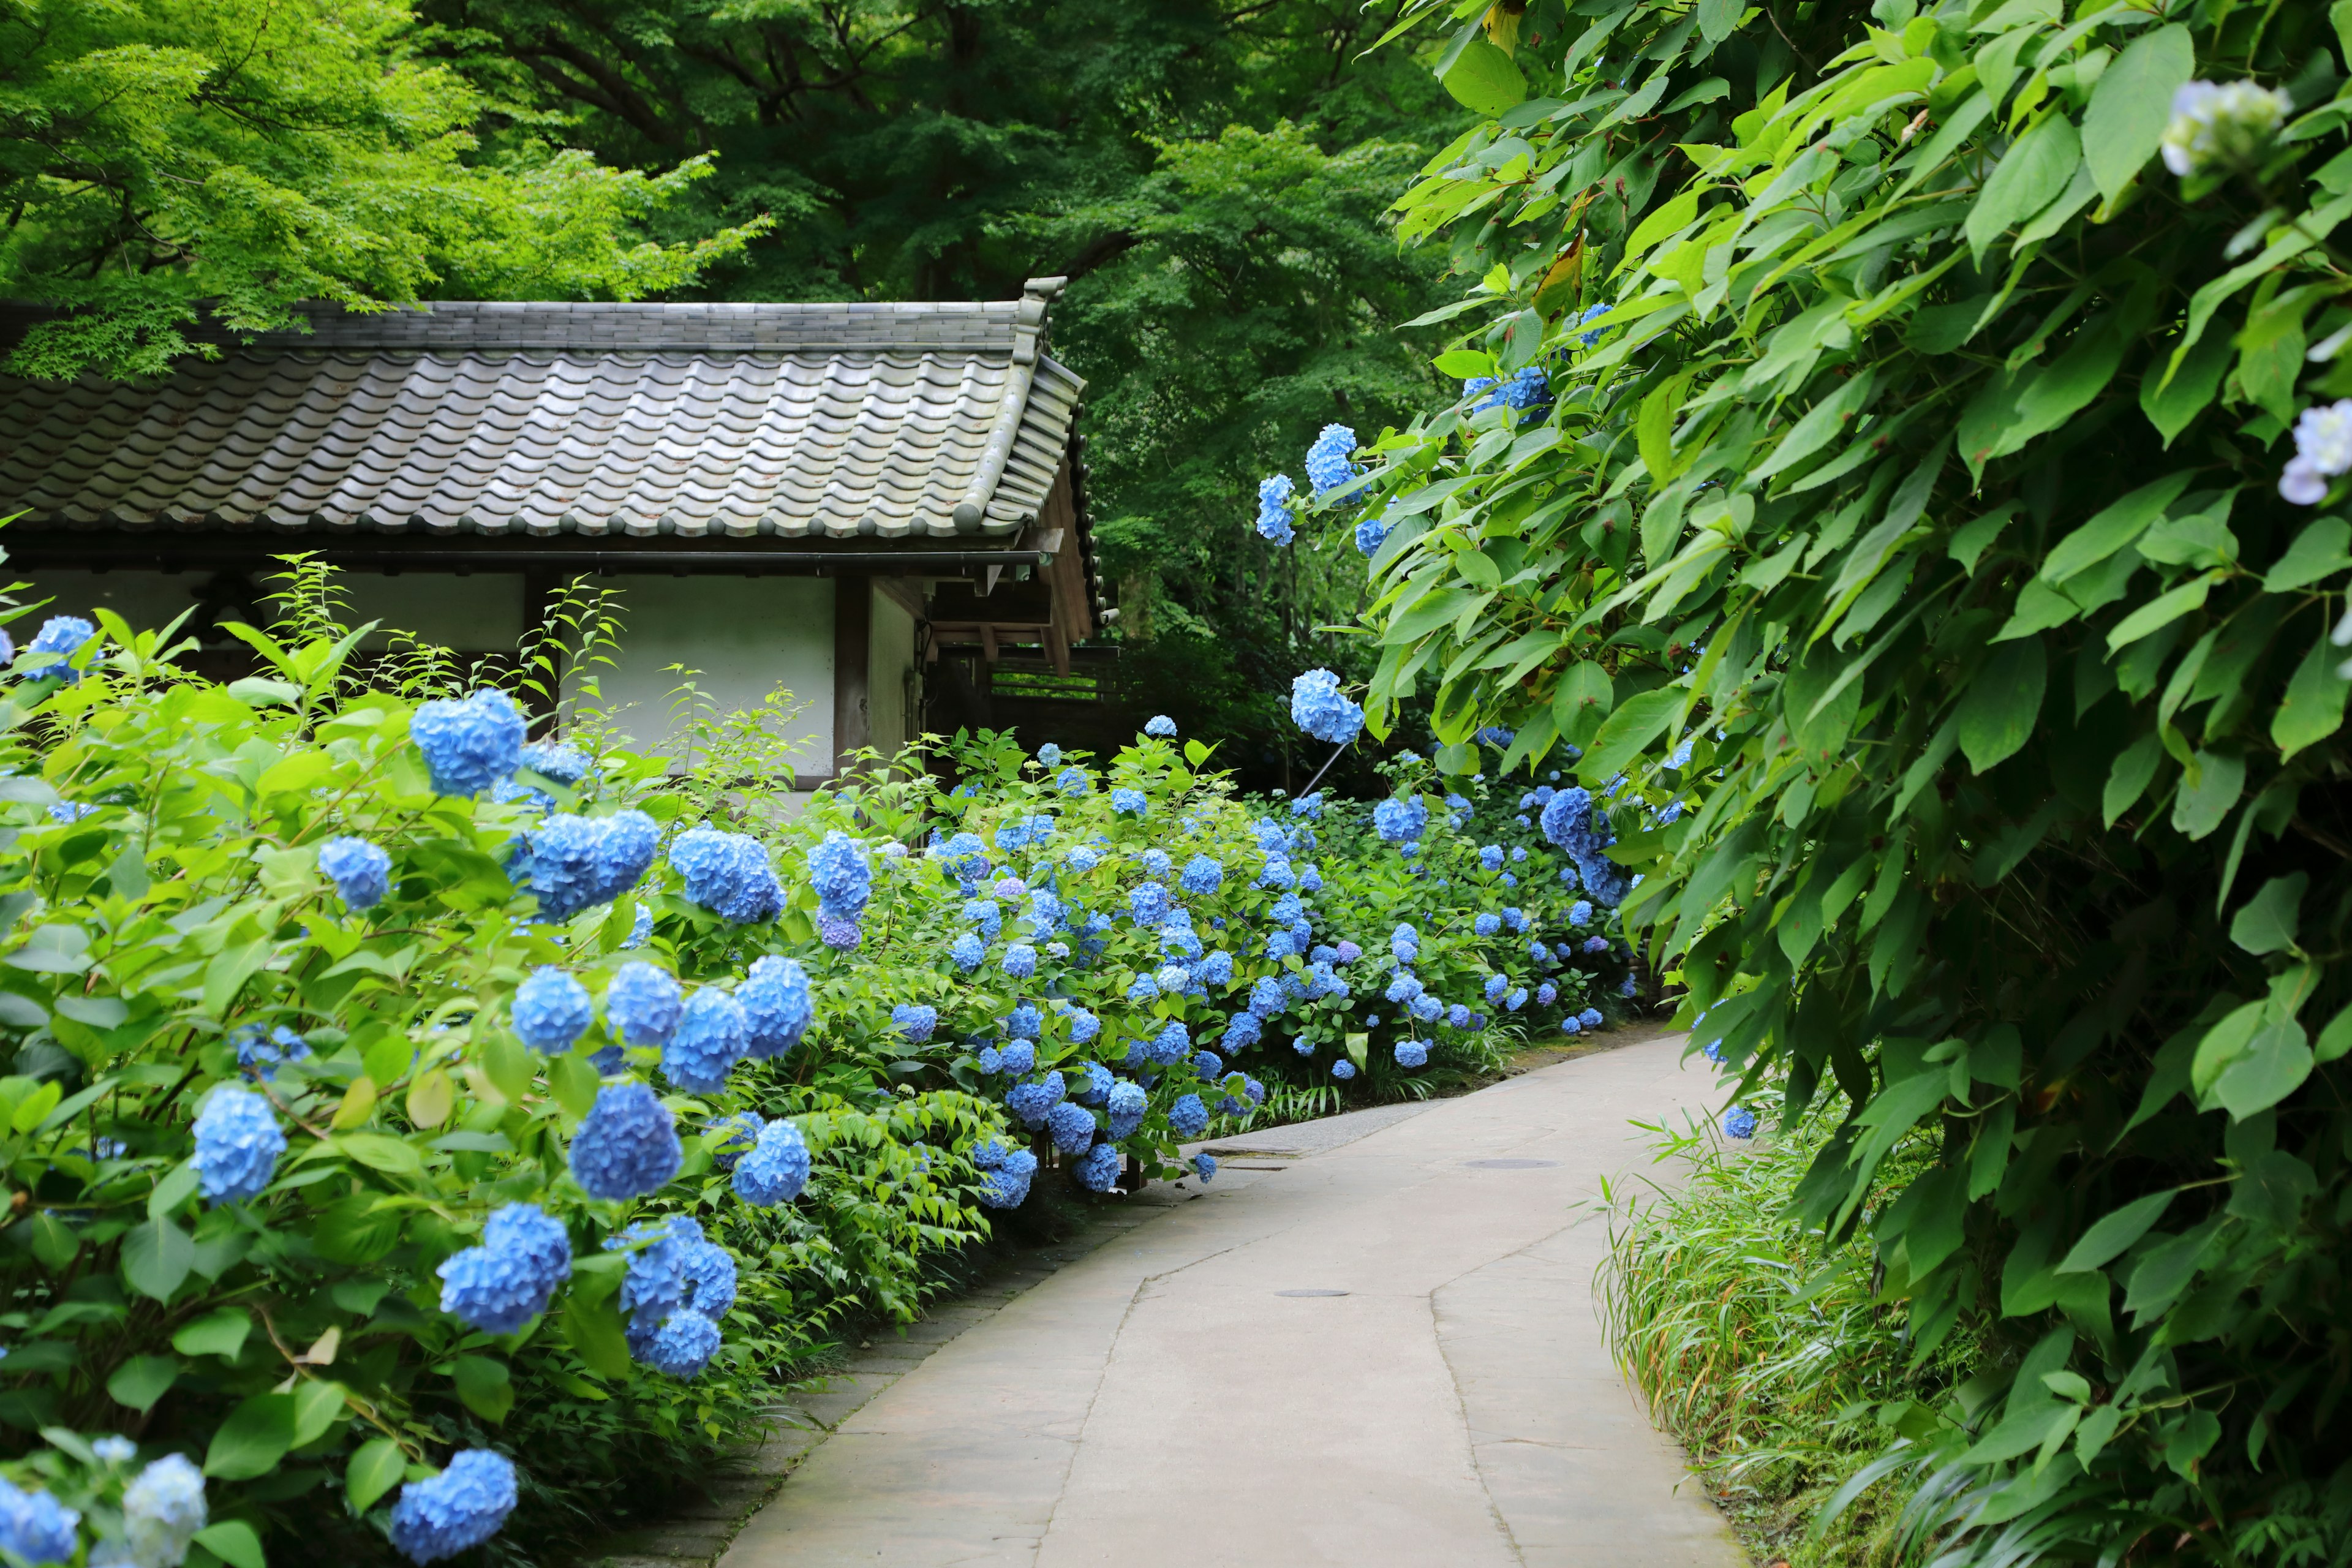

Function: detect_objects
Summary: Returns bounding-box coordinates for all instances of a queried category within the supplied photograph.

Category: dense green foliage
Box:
[1300,0,2352,1559]
[0,556,1637,1564]
[0,0,763,380]
[415,0,1471,772]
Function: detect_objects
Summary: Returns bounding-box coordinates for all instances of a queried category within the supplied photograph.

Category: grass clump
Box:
[1600,1108,1982,1567]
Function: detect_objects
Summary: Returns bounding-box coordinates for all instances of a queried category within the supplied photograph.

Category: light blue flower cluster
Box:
[810,831,872,923]
[1332,1060,1357,1080]
[1355,504,1394,556]
[121,1453,205,1567]
[669,823,784,923]
[606,962,684,1047]
[1539,788,1629,907]
[738,956,813,1059]
[1074,1143,1121,1192]
[192,1087,284,1203]
[1006,1074,1065,1127]
[570,1080,682,1199]
[1255,474,1297,544]
[1289,668,1365,745]
[232,1023,311,1080]
[1722,1106,1758,1140]
[412,688,526,796]
[1145,715,1178,737]
[971,1139,1040,1207]
[614,1215,734,1377]
[510,809,661,922]
[1046,1100,1096,1154]
[438,1202,572,1333]
[1110,787,1147,816]
[1474,912,1501,937]
[735,1120,812,1205]
[1304,424,1357,494]
[664,988,750,1093]
[389,1449,517,1564]
[936,831,991,888]
[0,1476,79,1564]
[319,835,391,911]
[1371,796,1428,843]
[891,1003,938,1043]
[1392,924,1420,963]
[1057,765,1091,796]
[1395,1039,1430,1068]
[1106,1080,1147,1139]
[513,968,594,1053]
[951,932,986,971]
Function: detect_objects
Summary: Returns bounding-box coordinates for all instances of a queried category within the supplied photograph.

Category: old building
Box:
[0,281,1113,790]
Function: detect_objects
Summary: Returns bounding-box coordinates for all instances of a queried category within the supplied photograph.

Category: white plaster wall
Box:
[869,586,918,758]
[580,576,834,780]
[15,568,526,650]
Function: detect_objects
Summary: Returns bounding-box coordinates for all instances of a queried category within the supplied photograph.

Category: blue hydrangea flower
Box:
[707,1111,762,1169]
[1074,1061,1115,1107]
[1384,972,1423,1005]
[1332,1059,1357,1080]
[1074,1143,1121,1193]
[1477,845,1503,873]
[1193,1153,1216,1182]
[1371,797,1428,843]
[230,1023,310,1080]
[605,962,682,1047]
[412,688,526,797]
[1536,982,1559,1006]
[1540,789,1629,907]
[1063,1005,1102,1044]
[1194,950,1235,988]
[1255,474,1297,544]
[1507,987,1529,1012]
[950,932,986,971]
[1474,912,1501,937]
[663,988,749,1094]
[1128,881,1170,927]
[1003,943,1038,979]
[623,903,653,949]
[23,614,96,682]
[1585,935,1611,954]
[963,897,1003,940]
[587,810,661,908]
[1395,1039,1430,1069]
[613,1215,733,1332]
[736,956,812,1060]
[936,831,991,888]
[995,1039,1037,1077]
[638,1309,722,1378]
[1057,766,1091,796]
[513,968,594,1054]
[1111,788,1147,817]
[1146,1020,1189,1065]
[518,739,591,785]
[1003,1003,1041,1042]
[1106,1080,1147,1139]
[390,1449,516,1565]
[810,831,871,918]
[1038,743,1063,767]
[1578,1007,1605,1029]
[736,1120,812,1205]
[1570,900,1594,926]
[1722,1106,1758,1140]
[1304,424,1357,494]
[121,1453,205,1567]
[1194,1050,1224,1079]
[1563,1014,1583,1035]
[318,836,391,911]
[570,1080,682,1199]
[668,823,785,923]
[0,1476,80,1564]
[891,1003,938,1044]
[438,1203,571,1333]
[1067,845,1101,872]
[1483,974,1508,1003]
[1355,505,1393,556]
[1046,1101,1096,1155]
[192,1087,284,1204]
[1006,1075,1065,1127]
[971,1139,1040,1208]
[1144,715,1177,737]
[1289,668,1364,745]
[1256,856,1294,889]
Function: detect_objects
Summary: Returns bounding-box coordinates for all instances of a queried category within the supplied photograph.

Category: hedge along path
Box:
[718,1031,1740,1568]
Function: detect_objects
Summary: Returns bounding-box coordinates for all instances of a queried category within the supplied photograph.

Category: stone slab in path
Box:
[711,1032,1743,1568]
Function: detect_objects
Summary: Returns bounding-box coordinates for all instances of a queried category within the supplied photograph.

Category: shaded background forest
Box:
[413,0,1473,783]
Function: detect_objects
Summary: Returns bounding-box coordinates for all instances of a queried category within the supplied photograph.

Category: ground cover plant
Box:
[0,559,1638,1566]
[1267,0,2352,1561]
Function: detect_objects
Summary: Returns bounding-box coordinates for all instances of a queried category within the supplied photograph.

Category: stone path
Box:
[695,1033,1744,1568]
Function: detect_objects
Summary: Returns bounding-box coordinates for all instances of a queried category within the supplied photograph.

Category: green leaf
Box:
[548,1052,601,1119]
[2140,325,2235,447]
[1578,687,1681,784]
[202,937,272,1016]
[452,1355,514,1423]
[564,1293,633,1379]
[2056,1189,2179,1274]
[205,1392,296,1479]
[105,1354,180,1413]
[2106,573,2215,651]
[2315,1004,2352,1065]
[2082,25,2193,203]
[2274,631,2352,760]
[2102,731,2164,827]
[1949,502,2017,575]
[1441,36,1527,116]
[347,1437,409,1513]
[2264,518,2351,592]
[2214,1020,2313,1119]
[2230,874,2309,957]
[1965,113,2082,261]
[192,1521,266,1568]
[1637,374,1692,483]
[1956,636,2046,774]
[1622,189,1701,265]
[1753,369,1877,481]
[1695,0,1742,43]
[2171,748,2245,840]
[2191,1001,2266,1096]
[121,1215,195,1302]
[292,1379,348,1446]
[149,1161,198,1221]
[2041,474,2194,584]
[1551,662,1614,747]
[335,1133,425,1179]
[172,1306,253,1360]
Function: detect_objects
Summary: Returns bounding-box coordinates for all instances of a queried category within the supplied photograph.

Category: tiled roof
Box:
[0,282,1085,543]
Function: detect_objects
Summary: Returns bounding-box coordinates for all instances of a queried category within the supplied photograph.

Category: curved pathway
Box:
[719,1033,1744,1568]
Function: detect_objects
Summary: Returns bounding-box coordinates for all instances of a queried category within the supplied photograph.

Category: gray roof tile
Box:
[0,287,1085,543]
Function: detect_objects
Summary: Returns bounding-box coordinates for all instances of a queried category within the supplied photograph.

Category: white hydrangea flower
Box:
[2162,80,2293,176]
[2281,399,2352,506]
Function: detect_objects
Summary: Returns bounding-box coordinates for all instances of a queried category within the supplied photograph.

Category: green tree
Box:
[0,0,766,380]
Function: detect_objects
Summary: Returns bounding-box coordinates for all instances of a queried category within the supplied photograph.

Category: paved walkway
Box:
[717,1033,1745,1568]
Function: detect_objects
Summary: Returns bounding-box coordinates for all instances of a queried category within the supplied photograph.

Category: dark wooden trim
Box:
[833,576,871,775]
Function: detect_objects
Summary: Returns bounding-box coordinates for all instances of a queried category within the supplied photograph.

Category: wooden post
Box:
[833,576,872,777]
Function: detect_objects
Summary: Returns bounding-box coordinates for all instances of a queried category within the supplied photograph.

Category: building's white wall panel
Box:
[869,586,918,758]
[583,576,834,779]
